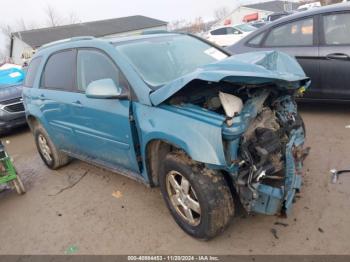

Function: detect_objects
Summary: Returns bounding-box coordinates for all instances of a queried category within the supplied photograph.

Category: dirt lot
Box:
[0,103,349,255]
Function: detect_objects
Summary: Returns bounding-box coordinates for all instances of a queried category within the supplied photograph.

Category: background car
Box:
[228,3,350,101]
[266,11,293,22]
[206,23,256,47]
[249,20,268,29]
[0,67,26,135]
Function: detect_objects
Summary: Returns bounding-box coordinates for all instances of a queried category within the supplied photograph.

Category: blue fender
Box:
[133,102,227,167]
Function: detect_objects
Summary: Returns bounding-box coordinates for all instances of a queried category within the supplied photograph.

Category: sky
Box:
[0,0,262,56]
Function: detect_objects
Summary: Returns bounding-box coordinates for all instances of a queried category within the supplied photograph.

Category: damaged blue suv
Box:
[23,33,310,239]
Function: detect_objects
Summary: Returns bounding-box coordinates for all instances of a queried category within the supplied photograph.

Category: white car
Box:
[206,24,256,47]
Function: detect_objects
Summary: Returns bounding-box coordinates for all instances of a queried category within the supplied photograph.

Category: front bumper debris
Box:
[251,127,306,216]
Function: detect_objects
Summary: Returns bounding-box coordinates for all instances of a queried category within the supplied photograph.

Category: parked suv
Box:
[23,33,309,239]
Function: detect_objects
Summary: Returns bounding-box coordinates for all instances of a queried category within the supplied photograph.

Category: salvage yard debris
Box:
[65,245,78,254]
[330,169,350,184]
[274,222,289,227]
[270,228,279,239]
[112,190,123,199]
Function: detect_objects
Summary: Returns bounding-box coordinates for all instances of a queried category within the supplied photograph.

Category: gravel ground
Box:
[0,103,349,255]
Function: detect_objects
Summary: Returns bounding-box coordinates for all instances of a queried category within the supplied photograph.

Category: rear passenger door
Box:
[35,49,78,152]
[72,48,140,172]
[319,11,350,100]
[261,17,321,98]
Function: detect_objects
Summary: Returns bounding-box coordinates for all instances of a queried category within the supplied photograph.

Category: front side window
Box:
[77,49,128,92]
[264,18,314,47]
[41,50,75,91]
[24,57,42,87]
[211,28,227,35]
[323,12,350,45]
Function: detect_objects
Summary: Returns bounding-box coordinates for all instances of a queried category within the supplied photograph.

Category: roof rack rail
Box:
[141,30,170,35]
[38,36,95,50]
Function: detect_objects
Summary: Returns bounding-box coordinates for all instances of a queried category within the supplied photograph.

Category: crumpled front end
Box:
[152,51,310,216]
[222,90,308,216]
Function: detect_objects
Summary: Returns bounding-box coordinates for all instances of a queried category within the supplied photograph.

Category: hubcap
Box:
[38,134,52,163]
[166,171,201,226]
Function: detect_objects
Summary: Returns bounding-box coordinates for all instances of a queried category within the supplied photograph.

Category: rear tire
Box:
[159,151,234,240]
[33,124,70,170]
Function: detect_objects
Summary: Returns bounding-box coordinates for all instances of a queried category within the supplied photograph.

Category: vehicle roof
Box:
[235,2,350,44]
[109,32,180,44]
[266,2,350,26]
[35,32,183,55]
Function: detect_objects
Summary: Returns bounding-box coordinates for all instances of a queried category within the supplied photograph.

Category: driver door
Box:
[71,48,140,173]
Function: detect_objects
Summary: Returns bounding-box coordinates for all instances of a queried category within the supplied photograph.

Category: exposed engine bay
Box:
[167,80,308,216]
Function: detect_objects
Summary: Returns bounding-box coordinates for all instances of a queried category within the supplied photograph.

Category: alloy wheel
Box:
[38,134,52,163]
[166,170,201,226]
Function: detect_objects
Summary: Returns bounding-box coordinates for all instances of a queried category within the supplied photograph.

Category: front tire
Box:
[159,152,234,240]
[33,124,70,170]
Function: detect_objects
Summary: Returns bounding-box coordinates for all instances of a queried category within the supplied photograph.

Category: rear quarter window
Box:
[24,57,42,87]
[323,12,350,45]
[247,33,265,46]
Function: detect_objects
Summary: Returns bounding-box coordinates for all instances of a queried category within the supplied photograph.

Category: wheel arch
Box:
[144,139,188,187]
[26,114,41,131]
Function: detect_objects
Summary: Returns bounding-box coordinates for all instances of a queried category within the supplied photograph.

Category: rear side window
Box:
[264,18,314,46]
[211,28,227,35]
[323,12,350,45]
[24,57,42,87]
[41,50,75,91]
[226,27,241,35]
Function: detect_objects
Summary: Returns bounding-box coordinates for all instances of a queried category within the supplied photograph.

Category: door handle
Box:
[326,53,349,60]
[72,100,83,107]
[39,94,46,101]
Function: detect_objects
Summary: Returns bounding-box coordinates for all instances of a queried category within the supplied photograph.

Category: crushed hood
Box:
[150,51,310,106]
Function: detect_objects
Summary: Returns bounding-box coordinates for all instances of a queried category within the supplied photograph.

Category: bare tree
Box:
[68,11,81,24]
[168,19,188,31]
[0,19,33,61]
[214,7,231,21]
[0,25,14,58]
[45,5,81,27]
[320,0,342,5]
[45,4,63,27]
[189,17,205,33]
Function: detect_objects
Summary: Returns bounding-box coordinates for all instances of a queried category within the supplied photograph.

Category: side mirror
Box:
[85,78,128,99]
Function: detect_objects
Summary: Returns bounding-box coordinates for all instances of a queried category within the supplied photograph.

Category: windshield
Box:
[235,24,257,32]
[115,35,228,89]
